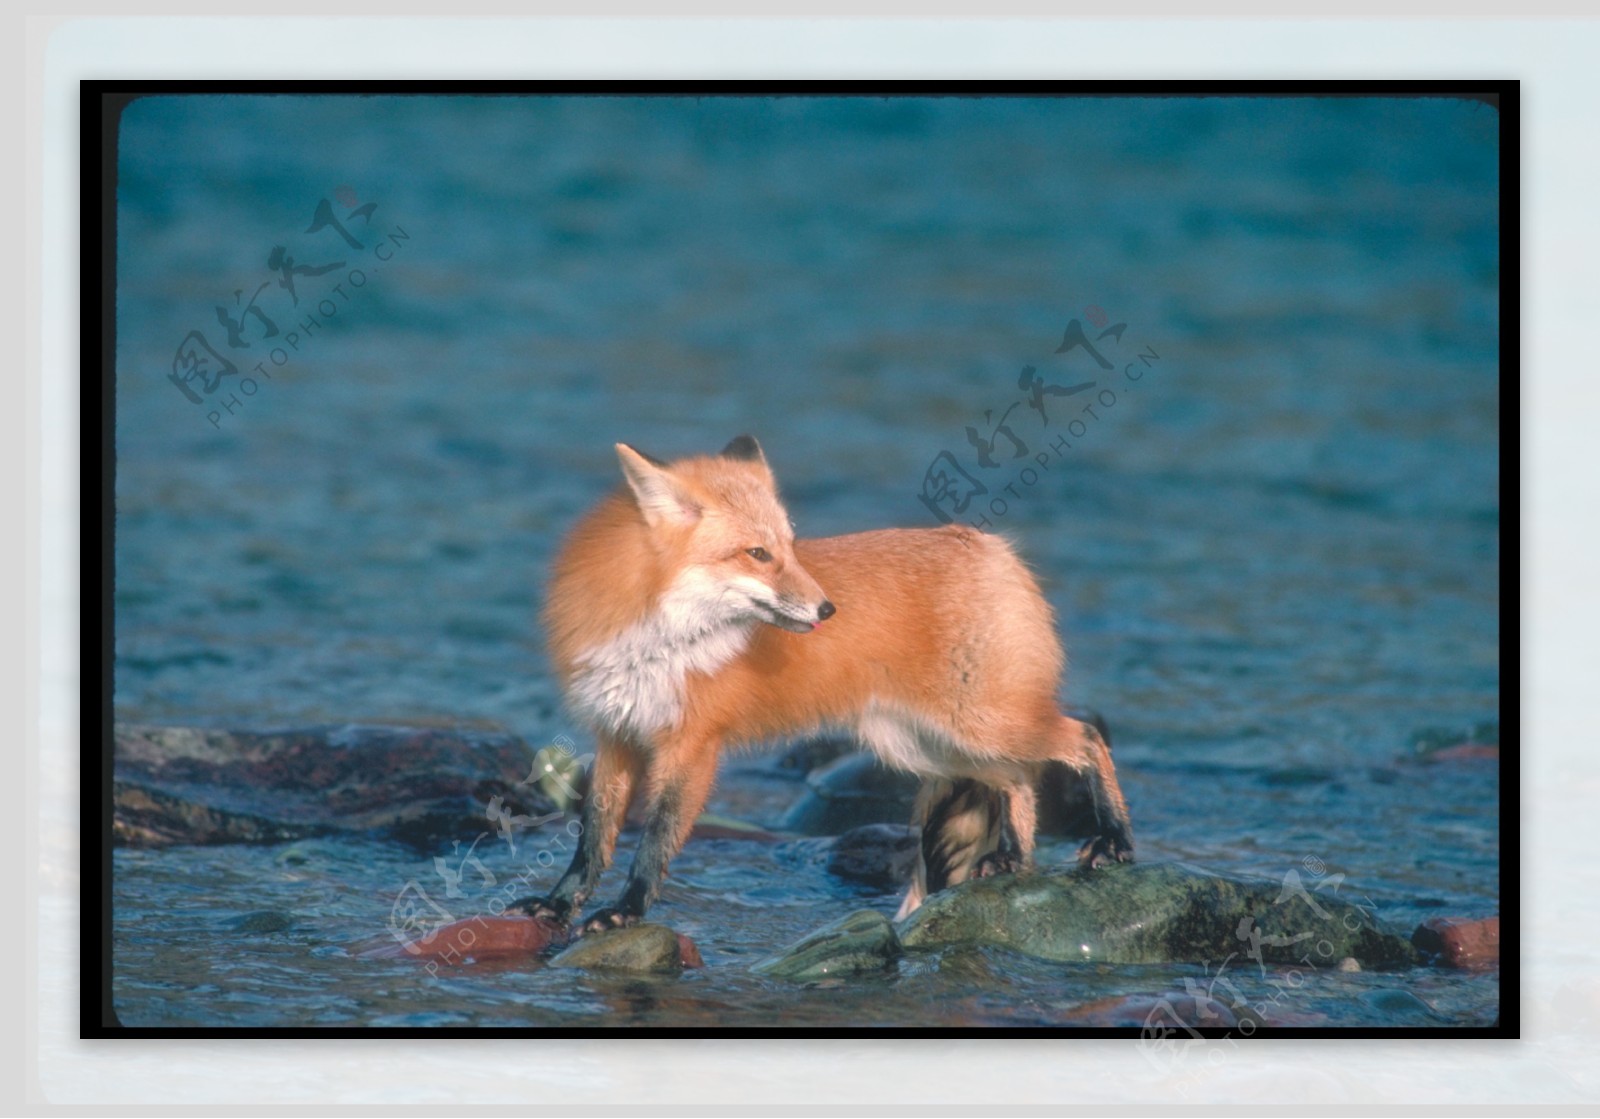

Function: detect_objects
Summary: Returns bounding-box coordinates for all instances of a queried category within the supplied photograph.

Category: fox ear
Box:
[617,443,701,527]
[721,434,765,464]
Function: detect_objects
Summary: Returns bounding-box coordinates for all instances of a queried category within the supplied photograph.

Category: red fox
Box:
[511,436,1133,935]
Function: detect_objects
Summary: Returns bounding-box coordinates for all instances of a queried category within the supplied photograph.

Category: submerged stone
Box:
[228,910,296,934]
[895,862,1419,968]
[753,908,903,982]
[548,924,692,973]
[826,824,919,889]
[779,754,919,835]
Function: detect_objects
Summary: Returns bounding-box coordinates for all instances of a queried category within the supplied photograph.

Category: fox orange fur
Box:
[511,436,1133,934]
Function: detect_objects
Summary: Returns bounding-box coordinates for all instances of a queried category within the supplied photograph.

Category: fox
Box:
[510,435,1133,936]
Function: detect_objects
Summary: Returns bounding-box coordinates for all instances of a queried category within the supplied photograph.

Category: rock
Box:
[114,723,557,849]
[1337,957,1362,972]
[826,824,919,889]
[547,924,696,972]
[774,736,860,777]
[780,754,919,835]
[675,932,705,969]
[689,814,786,843]
[547,924,694,972]
[228,910,296,934]
[1412,915,1500,969]
[753,908,903,982]
[115,780,326,847]
[896,862,1419,968]
[363,915,563,961]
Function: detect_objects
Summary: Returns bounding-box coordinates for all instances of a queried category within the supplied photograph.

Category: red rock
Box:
[1412,915,1499,969]
[676,932,704,969]
[363,915,562,962]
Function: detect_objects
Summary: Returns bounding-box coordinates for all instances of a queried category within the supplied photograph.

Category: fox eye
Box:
[745,547,771,563]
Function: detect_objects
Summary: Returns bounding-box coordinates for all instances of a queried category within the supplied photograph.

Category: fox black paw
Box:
[574,908,638,937]
[505,896,570,925]
[974,851,1021,878]
[1077,833,1134,870]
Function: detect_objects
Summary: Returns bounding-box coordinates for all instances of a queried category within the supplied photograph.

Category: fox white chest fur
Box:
[566,568,758,742]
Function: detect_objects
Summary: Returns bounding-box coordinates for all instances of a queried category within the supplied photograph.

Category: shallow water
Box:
[112,95,1501,1028]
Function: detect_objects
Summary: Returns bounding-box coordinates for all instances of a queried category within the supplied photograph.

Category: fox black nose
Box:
[817,600,836,621]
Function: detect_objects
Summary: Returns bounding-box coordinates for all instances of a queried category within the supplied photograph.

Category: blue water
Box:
[112,94,1500,1028]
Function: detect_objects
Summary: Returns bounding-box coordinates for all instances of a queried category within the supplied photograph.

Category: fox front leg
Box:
[507,738,641,927]
[575,736,720,937]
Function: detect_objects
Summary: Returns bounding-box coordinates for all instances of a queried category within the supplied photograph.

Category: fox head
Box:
[615,435,835,634]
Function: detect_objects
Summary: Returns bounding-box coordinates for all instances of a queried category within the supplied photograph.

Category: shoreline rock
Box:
[114,723,557,850]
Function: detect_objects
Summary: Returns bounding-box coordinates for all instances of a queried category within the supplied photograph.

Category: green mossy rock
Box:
[896,862,1418,968]
[753,908,903,982]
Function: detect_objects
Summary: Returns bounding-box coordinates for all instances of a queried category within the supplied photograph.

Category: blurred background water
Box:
[112,94,1500,1028]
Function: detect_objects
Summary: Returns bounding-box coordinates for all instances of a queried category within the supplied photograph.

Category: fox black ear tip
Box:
[721,434,764,461]
[618,443,667,467]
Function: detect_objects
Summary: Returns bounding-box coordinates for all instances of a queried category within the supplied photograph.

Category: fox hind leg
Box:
[1054,714,1135,868]
[897,777,1005,919]
[974,781,1037,878]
